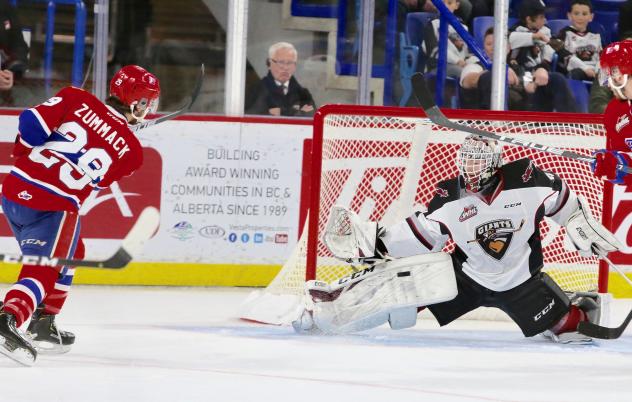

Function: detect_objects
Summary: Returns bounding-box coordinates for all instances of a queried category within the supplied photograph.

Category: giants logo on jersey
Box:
[0,143,162,239]
[474,219,516,260]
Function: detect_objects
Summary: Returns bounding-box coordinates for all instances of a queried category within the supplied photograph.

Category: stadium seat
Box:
[594,10,619,43]
[398,32,420,106]
[544,0,571,19]
[472,16,518,47]
[593,0,626,12]
[567,79,590,113]
[405,12,437,72]
[547,19,569,36]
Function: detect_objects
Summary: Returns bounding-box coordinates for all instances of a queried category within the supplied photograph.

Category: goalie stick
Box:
[130,64,205,133]
[410,72,632,174]
[0,207,160,269]
[577,309,632,339]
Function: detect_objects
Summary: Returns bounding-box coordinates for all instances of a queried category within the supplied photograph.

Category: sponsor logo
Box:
[504,202,522,208]
[17,190,32,200]
[534,299,555,321]
[575,227,589,240]
[474,219,517,260]
[275,233,289,244]
[198,225,225,239]
[254,233,264,243]
[459,205,478,222]
[241,233,250,243]
[337,266,375,285]
[435,187,449,198]
[228,233,238,243]
[20,238,47,247]
[616,114,630,132]
[169,221,195,241]
[522,161,534,183]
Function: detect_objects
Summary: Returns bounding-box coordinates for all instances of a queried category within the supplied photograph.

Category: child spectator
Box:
[508,0,577,112]
[422,0,470,79]
[554,0,602,81]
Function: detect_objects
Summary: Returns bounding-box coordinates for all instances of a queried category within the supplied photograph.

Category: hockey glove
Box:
[591,150,631,184]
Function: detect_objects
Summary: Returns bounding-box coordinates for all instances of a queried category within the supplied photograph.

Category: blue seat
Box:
[405,12,437,72]
[398,32,419,106]
[547,19,569,36]
[544,0,571,19]
[472,16,518,47]
[594,10,619,43]
[593,0,626,12]
[567,79,590,113]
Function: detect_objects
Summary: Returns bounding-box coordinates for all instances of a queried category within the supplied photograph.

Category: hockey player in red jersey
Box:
[294,136,621,344]
[0,65,160,365]
[591,40,632,183]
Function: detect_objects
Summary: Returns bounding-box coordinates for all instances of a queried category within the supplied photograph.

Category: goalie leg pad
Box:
[310,252,457,334]
[388,307,418,330]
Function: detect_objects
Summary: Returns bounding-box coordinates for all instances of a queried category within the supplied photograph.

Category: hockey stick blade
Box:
[577,309,632,339]
[0,207,160,269]
[410,73,632,174]
[130,64,205,133]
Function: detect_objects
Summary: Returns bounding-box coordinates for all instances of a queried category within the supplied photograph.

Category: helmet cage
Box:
[457,136,503,192]
[599,40,632,98]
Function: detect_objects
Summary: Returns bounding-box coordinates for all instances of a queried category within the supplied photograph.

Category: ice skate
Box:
[27,307,75,354]
[0,312,37,366]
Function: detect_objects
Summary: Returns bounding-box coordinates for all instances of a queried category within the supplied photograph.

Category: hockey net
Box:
[241,106,607,324]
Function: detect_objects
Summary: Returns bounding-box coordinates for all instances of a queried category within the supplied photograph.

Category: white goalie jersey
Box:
[381,158,580,292]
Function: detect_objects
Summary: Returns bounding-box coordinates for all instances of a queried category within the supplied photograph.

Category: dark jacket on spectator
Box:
[0,0,28,76]
[245,71,316,117]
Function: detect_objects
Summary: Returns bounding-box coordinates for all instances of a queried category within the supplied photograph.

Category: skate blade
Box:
[33,340,71,355]
[0,336,36,366]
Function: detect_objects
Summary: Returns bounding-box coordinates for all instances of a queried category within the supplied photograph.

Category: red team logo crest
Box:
[0,142,162,239]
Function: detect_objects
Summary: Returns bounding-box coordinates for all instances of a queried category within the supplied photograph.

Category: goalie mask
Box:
[457,135,503,192]
[598,40,632,100]
[110,65,161,122]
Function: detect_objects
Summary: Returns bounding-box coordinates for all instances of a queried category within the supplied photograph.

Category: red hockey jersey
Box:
[604,98,632,154]
[2,86,143,211]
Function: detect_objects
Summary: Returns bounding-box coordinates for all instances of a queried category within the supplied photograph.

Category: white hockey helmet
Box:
[457,135,503,192]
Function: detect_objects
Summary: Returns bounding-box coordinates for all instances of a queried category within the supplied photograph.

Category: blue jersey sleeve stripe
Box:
[18,109,52,146]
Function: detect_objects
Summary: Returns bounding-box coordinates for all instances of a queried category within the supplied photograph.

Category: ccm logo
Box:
[504,202,521,208]
[534,299,555,321]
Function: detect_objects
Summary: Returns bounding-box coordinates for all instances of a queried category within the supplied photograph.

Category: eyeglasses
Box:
[270,59,297,67]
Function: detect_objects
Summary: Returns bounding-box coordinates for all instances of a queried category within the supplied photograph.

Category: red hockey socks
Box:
[2,265,59,327]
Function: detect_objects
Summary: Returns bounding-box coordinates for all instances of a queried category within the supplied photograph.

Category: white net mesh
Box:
[266,110,606,301]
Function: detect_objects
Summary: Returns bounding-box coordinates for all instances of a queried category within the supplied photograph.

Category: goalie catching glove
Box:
[565,196,622,258]
[322,205,386,264]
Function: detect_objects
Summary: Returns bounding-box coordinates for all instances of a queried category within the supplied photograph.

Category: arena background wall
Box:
[0,112,629,297]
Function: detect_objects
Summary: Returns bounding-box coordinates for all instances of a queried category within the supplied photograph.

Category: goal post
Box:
[240,105,610,324]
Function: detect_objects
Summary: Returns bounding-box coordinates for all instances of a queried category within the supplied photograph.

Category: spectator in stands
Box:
[422,0,470,79]
[245,42,316,117]
[589,31,632,114]
[0,0,29,105]
[553,0,601,81]
[422,0,475,25]
[508,0,578,112]
[460,28,526,110]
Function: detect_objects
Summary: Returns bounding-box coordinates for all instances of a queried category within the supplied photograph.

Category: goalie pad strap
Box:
[310,252,457,334]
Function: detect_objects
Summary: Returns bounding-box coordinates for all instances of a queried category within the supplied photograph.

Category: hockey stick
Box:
[0,207,160,269]
[410,73,632,174]
[577,309,632,339]
[130,64,205,133]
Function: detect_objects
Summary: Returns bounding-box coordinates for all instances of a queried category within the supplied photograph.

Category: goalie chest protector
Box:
[425,158,565,292]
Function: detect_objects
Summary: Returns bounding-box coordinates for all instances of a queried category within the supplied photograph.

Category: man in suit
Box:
[246,42,316,117]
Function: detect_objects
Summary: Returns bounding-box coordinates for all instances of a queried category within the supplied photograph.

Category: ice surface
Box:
[0,285,630,402]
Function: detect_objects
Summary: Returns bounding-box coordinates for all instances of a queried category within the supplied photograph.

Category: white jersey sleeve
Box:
[380,213,448,258]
